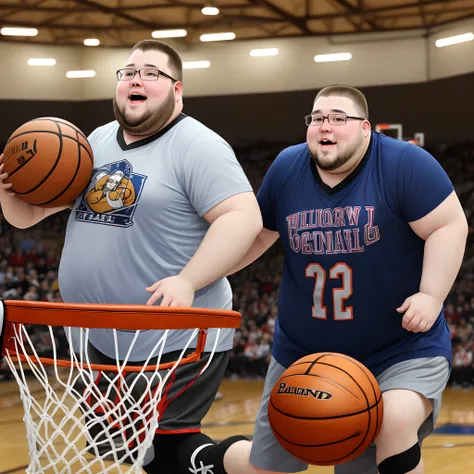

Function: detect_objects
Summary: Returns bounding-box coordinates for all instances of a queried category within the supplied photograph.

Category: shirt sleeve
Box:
[180,130,254,216]
[256,161,278,231]
[395,144,454,222]
[256,147,294,232]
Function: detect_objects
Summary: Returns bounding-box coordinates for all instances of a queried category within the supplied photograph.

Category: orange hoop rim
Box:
[2,300,241,330]
[1,300,241,372]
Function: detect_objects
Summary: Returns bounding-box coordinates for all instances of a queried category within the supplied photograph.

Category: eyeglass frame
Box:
[304,113,366,127]
[116,67,178,83]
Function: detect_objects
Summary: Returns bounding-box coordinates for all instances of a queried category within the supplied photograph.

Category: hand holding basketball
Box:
[145,275,195,307]
[0,154,16,199]
[397,292,441,333]
[2,117,93,208]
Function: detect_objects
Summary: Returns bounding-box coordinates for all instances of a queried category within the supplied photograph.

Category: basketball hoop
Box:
[376,123,425,146]
[0,300,241,473]
[375,123,403,140]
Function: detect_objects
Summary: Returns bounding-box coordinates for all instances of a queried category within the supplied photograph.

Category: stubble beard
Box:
[309,141,361,172]
[113,87,175,136]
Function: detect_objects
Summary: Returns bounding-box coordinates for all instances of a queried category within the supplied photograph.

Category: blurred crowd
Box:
[0,139,473,388]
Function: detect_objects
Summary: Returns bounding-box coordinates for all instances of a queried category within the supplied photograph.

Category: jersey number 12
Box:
[305,263,353,320]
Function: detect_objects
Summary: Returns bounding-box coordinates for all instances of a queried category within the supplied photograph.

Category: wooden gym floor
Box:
[0,376,472,473]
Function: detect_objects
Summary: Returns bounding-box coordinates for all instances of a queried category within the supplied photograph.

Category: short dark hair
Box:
[314,85,369,119]
[132,39,183,82]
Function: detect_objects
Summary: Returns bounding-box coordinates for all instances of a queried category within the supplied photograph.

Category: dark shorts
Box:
[75,343,229,463]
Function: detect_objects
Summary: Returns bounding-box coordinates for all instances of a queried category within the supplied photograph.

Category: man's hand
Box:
[396,292,442,333]
[145,275,195,307]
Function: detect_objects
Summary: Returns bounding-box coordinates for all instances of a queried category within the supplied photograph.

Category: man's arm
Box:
[1,194,70,229]
[0,154,71,228]
[226,227,279,277]
[409,190,468,305]
[179,191,263,291]
[398,190,469,332]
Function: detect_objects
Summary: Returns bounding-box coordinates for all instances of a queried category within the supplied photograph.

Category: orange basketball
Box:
[2,117,94,207]
[268,352,383,466]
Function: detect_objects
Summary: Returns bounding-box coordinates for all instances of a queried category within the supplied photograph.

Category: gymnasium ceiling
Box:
[0,0,472,47]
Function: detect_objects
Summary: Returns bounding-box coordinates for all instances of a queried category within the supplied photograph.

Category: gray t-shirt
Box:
[58,114,253,360]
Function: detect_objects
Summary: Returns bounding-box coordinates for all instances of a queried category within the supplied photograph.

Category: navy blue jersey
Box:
[257,131,453,376]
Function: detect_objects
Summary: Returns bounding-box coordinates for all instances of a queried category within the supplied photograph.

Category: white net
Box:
[3,322,219,474]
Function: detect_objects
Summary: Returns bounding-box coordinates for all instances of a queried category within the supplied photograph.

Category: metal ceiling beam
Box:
[0,0,49,21]
[40,11,74,26]
[248,0,311,34]
[418,0,427,27]
[333,0,379,30]
[357,0,365,29]
[73,0,160,29]
[129,1,250,9]
[430,11,474,28]
[332,0,362,31]
[215,14,282,24]
[0,18,141,30]
[309,0,452,20]
[362,6,474,21]
[0,2,250,12]
[428,0,451,26]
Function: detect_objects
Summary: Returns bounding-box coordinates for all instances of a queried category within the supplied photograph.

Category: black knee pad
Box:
[184,434,249,474]
[378,442,421,474]
[144,432,248,474]
[142,434,181,474]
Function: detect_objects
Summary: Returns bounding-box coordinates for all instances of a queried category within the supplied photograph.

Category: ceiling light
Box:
[1,27,38,36]
[66,70,96,78]
[200,32,235,42]
[435,32,474,48]
[28,58,56,66]
[183,60,211,69]
[250,48,279,57]
[152,29,187,38]
[314,53,352,63]
[202,7,219,15]
[83,38,100,46]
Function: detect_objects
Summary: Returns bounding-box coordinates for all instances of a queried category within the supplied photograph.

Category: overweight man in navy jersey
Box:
[223,85,468,474]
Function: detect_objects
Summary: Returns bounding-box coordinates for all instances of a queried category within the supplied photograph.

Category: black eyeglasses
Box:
[116,67,178,82]
[304,113,366,127]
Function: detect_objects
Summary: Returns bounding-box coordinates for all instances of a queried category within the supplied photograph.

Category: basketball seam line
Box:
[6,117,89,142]
[304,355,380,456]
[314,353,382,448]
[269,419,362,448]
[269,417,367,464]
[33,129,86,206]
[36,117,89,140]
